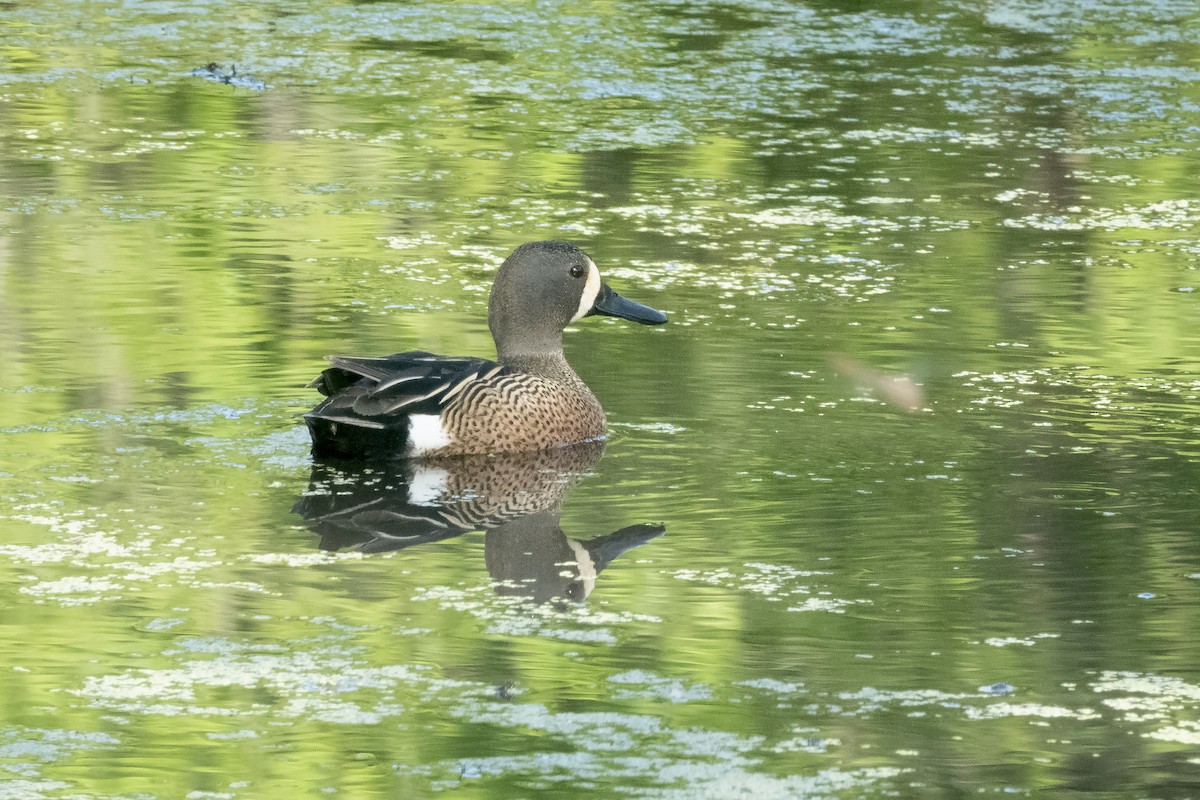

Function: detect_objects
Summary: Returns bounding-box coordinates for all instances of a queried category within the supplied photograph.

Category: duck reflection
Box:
[292,442,663,604]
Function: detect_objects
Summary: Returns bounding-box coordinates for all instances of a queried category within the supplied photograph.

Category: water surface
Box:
[3,0,1200,797]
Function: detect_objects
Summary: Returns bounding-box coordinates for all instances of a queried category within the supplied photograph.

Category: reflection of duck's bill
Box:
[583,523,666,572]
[565,523,667,600]
[588,283,667,325]
[485,520,665,605]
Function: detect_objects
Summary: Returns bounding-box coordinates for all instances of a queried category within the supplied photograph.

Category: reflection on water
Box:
[294,443,663,604]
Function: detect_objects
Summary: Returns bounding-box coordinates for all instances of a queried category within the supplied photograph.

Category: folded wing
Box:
[306,351,508,431]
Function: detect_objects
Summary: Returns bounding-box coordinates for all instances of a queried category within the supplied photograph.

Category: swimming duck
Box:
[305,240,667,459]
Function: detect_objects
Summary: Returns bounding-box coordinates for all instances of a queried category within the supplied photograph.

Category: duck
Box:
[304,240,667,459]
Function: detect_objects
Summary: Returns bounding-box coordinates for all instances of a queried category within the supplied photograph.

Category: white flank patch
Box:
[567,539,598,599]
[570,258,602,323]
[407,414,452,456]
[407,465,450,506]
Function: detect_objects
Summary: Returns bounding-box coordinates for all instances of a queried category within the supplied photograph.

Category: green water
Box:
[3,0,1200,797]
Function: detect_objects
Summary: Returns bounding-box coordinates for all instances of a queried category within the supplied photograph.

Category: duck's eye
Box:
[569,264,586,279]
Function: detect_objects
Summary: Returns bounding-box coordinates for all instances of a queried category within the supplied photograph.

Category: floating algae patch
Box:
[0,507,276,606]
[979,634,1061,648]
[0,779,71,800]
[0,728,119,800]
[955,370,1200,446]
[412,584,662,644]
[1092,671,1200,745]
[829,685,1108,726]
[736,678,805,696]
[71,637,470,724]
[672,562,871,614]
[834,687,980,717]
[1146,723,1200,746]
[185,425,314,473]
[607,670,715,704]
[1002,199,1200,232]
[423,699,906,798]
[0,727,119,777]
[962,702,1102,721]
[64,629,911,796]
[0,510,144,565]
[735,206,906,234]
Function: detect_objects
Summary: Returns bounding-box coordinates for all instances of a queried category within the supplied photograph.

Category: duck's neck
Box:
[498,350,582,383]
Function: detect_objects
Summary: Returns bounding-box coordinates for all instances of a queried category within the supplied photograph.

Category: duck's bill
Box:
[590,284,668,325]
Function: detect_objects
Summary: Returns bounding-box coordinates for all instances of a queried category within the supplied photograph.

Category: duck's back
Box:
[305,351,606,459]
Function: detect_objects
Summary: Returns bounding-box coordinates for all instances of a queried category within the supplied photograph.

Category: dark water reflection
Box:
[294,444,664,604]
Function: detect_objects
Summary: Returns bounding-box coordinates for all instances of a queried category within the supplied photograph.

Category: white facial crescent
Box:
[570,258,601,323]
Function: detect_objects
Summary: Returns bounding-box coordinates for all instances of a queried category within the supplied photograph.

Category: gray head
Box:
[487,241,666,362]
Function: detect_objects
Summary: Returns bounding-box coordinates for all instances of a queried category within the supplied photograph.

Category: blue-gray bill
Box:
[589,284,668,325]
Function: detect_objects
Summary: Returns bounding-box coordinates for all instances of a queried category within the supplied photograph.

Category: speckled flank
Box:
[433,368,606,456]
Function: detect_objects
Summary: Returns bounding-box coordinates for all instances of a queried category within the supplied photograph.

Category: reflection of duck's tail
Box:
[582,524,665,573]
[294,492,473,553]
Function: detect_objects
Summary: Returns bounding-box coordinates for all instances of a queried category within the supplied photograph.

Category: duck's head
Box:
[488,240,667,360]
